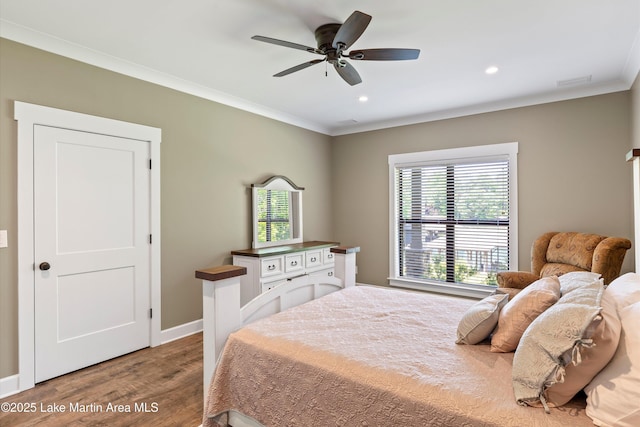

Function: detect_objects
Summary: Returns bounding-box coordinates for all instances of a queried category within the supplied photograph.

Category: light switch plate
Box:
[0,230,7,248]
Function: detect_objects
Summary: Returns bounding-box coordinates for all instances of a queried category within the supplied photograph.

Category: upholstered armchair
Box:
[497,231,631,288]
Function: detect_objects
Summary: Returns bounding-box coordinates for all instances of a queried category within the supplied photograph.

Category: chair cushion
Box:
[540,263,587,279]
[545,232,605,271]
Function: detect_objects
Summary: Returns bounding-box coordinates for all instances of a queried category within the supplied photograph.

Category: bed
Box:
[197,250,639,427]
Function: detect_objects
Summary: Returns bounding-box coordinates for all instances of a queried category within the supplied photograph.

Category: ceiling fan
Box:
[251,10,420,86]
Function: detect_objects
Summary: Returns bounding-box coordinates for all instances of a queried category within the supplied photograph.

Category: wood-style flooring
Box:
[0,332,203,427]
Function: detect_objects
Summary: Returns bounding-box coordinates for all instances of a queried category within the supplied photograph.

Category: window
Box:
[252,175,303,248]
[388,143,518,297]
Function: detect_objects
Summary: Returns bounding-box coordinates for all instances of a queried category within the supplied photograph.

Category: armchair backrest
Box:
[531,232,631,285]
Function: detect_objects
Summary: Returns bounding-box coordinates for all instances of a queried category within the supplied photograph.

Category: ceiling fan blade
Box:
[349,48,421,61]
[334,61,362,86]
[332,11,372,50]
[251,35,320,54]
[274,59,325,77]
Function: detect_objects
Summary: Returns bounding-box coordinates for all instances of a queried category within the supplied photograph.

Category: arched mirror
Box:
[252,175,303,248]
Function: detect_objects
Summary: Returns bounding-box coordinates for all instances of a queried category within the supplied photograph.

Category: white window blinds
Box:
[393,153,513,287]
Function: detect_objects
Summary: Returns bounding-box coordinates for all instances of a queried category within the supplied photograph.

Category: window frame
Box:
[388,142,519,298]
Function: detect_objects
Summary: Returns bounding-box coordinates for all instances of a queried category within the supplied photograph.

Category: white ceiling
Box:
[1,1,639,136]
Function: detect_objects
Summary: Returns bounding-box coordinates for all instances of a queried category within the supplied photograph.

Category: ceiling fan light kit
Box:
[251,10,420,86]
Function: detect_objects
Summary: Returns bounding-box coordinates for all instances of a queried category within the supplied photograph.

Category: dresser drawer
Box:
[309,268,335,280]
[260,256,283,277]
[305,250,322,269]
[323,247,336,265]
[285,253,304,273]
[262,279,286,293]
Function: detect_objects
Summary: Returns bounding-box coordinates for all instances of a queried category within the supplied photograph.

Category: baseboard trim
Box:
[159,319,203,345]
[0,319,204,399]
[0,374,20,399]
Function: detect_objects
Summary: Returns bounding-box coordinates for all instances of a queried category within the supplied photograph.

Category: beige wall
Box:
[331,92,634,287]
[632,73,640,149]
[0,39,333,378]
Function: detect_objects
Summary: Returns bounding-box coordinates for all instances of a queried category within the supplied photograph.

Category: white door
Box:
[34,125,151,382]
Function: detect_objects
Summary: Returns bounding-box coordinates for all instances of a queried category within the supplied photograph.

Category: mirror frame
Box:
[252,175,304,248]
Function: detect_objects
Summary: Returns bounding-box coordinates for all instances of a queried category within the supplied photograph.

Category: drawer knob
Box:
[268,264,276,271]
[290,260,298,266]
[311,257,317,262]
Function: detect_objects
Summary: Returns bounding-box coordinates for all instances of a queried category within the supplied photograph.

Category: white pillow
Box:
[600,272,640,310]
[557,271,602,295]
[456,293,508,345]
[585,273,640,427]
[585,302,640,426]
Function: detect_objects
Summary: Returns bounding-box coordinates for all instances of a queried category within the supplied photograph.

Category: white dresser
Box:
[231,241,339,305]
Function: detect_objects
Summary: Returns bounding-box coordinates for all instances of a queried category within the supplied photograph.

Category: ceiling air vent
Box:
[557,75,592,87]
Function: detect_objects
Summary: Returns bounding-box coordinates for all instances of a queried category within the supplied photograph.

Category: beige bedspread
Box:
[204,286,593,427]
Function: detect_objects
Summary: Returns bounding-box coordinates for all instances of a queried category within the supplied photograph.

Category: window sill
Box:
[388,277,495,299]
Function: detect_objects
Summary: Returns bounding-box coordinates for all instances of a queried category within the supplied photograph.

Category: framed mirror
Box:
[252,175,303,248]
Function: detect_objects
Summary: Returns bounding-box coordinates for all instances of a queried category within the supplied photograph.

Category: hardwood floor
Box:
[0,333,203,427]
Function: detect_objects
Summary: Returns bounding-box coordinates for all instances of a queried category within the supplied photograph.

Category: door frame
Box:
[15,101,162,392]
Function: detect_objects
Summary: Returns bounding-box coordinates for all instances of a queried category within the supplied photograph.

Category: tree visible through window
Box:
[256,189,291,244]
[389,143,517,290]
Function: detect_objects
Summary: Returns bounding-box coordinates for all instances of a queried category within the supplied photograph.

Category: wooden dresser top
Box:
[231,241,339,258]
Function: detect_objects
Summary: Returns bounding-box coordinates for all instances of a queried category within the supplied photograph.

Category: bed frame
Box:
[195,246,360,403]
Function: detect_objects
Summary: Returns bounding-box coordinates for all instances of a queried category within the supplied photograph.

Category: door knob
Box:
[39,262,51,271]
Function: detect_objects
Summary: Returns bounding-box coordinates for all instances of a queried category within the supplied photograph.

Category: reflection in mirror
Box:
[252,176,303,248]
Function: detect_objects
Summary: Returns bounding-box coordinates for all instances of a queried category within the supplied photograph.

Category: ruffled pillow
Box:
[542,281,620,406]
[512,277,604,411]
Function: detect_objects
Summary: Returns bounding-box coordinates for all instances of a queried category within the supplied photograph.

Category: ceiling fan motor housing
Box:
[315,23,342,57]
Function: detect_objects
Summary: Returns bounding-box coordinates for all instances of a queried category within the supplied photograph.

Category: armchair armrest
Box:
[496,271,540,289]
[592,237,632,285]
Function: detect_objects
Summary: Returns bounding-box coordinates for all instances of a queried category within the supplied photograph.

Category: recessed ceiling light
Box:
[358,95,369,103]
[485,66,499,75]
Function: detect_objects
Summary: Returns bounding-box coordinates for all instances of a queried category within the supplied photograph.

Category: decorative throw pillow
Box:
[512,277,604,411]
[491,276,561,353]
[597,271,640,310]
[456,293,509,345]
[542,281,620,406]
[557,271,602,295]
[585,273,640,427]
[494,287,521,300]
